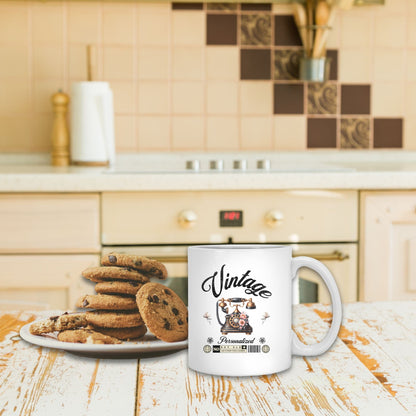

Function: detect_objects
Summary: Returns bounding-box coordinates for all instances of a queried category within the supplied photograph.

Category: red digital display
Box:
[220,210,243,227]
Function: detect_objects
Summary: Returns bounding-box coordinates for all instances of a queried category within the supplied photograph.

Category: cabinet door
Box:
[0,255,98,310]
[360,192,416,301]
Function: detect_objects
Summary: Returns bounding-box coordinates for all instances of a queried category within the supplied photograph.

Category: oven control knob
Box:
[178,210,198,228]
[265,210,284,228]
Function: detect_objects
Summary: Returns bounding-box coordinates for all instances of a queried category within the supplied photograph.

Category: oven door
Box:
[103,243,357,305]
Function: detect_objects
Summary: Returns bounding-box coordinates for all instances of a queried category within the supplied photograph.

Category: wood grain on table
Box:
[1,302,415,416]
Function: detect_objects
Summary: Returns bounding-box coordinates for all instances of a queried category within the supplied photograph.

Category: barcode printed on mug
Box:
[248,345,260,353]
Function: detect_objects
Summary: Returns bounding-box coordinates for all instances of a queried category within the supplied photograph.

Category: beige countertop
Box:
[1,151,416,192]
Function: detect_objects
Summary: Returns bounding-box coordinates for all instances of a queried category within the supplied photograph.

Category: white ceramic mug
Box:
[188,244,342,377]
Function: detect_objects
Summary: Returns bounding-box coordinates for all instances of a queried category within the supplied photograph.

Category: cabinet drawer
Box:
[102,191,358,244]
[0,194,100,253]
[0,255,98,309]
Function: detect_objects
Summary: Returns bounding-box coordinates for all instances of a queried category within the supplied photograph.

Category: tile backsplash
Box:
[0,0,414,153]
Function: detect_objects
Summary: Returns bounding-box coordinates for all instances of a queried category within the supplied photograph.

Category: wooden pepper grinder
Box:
[51,90,70,166]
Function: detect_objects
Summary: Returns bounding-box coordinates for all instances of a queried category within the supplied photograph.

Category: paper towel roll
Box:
[70,82,115,166]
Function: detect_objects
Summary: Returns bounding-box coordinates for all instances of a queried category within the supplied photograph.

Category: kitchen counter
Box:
[1,301,415,415]
[1,151,416,192]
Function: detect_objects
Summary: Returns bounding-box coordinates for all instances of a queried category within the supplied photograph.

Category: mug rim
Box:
[188,244,291,250]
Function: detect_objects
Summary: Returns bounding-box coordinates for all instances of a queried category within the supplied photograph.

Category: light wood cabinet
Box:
[360,191,416,301]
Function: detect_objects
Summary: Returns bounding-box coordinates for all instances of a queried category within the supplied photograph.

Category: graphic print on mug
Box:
[188,245,342,377]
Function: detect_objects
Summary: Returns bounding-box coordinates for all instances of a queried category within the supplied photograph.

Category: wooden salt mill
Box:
[51,90,70,166]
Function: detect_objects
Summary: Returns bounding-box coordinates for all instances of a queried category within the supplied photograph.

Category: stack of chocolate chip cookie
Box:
[76,253,168,341]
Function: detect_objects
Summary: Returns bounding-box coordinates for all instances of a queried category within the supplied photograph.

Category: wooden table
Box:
[1,301,415,415]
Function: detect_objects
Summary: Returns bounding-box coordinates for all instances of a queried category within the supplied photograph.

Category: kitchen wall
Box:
[0,0,414,152]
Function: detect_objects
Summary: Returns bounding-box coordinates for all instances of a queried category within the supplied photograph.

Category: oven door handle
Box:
[150,250,349,264]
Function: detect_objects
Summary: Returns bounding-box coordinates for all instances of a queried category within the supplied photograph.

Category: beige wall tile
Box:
[372,82,404,117]
[206,116,239,150]
[339,49,372,83]
[0,3,29,45]
[172,47,204,81]
[405,83,416,116]
[138,47,170,80]
[137,116,170,151]
[33,45,64,80]
[374,16,406,48]
[274,115,307,150]
[240,81,273,115]
[408,20,416,48]
[138,81,169,115]
[272,4,295,15]
[114,115,137,151]
[0,117,32,152]
[111,81,135,114]
[326,14,341,49]
[172,12,205,46]
[68,45,90,80]
[172,116,204,150]
[67,2,100,44]
[375,0,407,16]
[137,3,170,14]
[33,114,53,151]
[340,15,372,48]
[404,118,416,150]
[0,80,30,115]
[102,4,135,45]
[206,47,239,81]
[137,11,170,46]
[172,81,204,114]
[206,81,238,115]
[32,3,64,45]
[0,45,29,78]
[406,50,416,82]
[103,46,134,81]
[241,116,273,150]
[34,79,63,114]
[373,48,405,81]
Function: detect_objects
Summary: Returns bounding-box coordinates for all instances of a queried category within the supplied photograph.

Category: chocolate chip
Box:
[163,300,168,305]
[131,282,139,287]
[164,289,171,295]
[186,317,188,322]
[147,296,153,302]
[83,299,89,307]
[108,255,117,263]
[152,295,159,303]
[135,260,142,267]
[163,321,171,330]
[50,315,59,321]
[178,319,183,325]
[172,308,179,315]
[150,267,157,273]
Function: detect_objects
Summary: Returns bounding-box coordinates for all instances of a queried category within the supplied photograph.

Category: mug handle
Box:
[291,256,342,356]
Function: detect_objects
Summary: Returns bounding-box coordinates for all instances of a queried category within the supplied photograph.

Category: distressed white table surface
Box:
[1,302,415,416]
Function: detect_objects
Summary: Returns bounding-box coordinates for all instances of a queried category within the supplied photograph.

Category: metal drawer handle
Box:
[151,250,349,264]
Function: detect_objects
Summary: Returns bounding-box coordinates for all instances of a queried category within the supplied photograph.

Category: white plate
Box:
[20,322,188,357]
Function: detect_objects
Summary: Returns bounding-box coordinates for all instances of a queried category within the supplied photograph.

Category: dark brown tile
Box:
[341,118,370,149]
[241,3,272,11]
[307,118,337,148]
[274,83,304,114]
[172,3,203,10]
[274,15,302,46]
[327,49,338,81]
[207,3,238,11]
[241,49,271,80]
[207,14,237,45]
[373,118,403,148]
[308,83,337,115]
[341,84,371,115]
[273,49,301,80]
[241,14,271,46]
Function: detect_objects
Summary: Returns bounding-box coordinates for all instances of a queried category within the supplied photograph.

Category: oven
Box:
[101,190,359,305]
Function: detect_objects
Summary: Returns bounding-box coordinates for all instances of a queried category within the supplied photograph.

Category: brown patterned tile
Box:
[273,50,301,80]
[373,118,403,148]
[241,3,272,11]
[241,49,271,80]
[241,14,271,46]
[308,83,337,115]
[327,50,338,81]
[274,83,304,114]
[207,3,238,11]
[274,15,302,46]
[341,84,371,115]
[307,118,337,148]
[207,14,237,45]
[172,3,203,10]
[341,118,370,149]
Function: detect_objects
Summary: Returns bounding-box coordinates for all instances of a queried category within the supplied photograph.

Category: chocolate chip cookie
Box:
[76,294,138,311]
[86,311,143,328]
[30,312,87,335]
[95,281,144,297]
[82,266,150,283]
[102,253,167,280]
[136,283,188,342]
[88,325,147,340]
[57,329,121,344]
